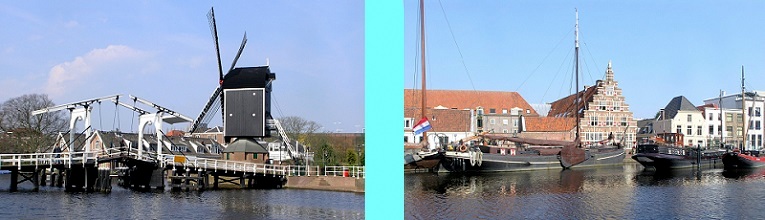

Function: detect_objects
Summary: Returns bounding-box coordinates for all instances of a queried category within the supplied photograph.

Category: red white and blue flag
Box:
[413,117,432,135]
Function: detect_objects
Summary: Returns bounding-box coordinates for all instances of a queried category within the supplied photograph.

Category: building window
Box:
[253,153,258,159]
[677,125,682,134]
[606,116,614,126]
[502,109,508,114]
[757,107,762,117]
[591,116,599,126]
[226,153,230,160]
[687,125,692,135]
[404,136,409,143]
[709,113,713,121]
[738,115,743,123]
[757,121,762,130]
[737,127,743,136]
[405,118,412,128]
[477,108,484,115]
[606,86,614,96]
[599,101,607,111]
[490,119,496,125]
[709,125,714,135]
[513,119,519,127]
[727,126,733,134]
[438,136,449,146]
[759,135,763,147]
[526,109,531,114]
[687,114,692,122]
[614,101,621,111]
[502,129,509,133]
[727,113,733,122]
[697,126,702,136]
[749,107,754,117]
[490,108,496,114]
[620,117,628,126]
[502,119,509,125]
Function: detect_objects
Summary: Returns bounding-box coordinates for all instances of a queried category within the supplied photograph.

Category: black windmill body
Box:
[191,7,277,145]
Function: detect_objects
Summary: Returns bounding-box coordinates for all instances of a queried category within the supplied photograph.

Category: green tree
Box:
[317,143,336,167]
[345,149,358,165]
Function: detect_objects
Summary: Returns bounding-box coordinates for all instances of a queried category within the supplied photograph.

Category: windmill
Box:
[189,7,244,134]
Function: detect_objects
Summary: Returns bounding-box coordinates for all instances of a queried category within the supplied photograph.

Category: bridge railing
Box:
[0,151,97,169]
[324,165,365,178]
[159,155,291,176]
[284,165,321,177]
[101,147,157,162]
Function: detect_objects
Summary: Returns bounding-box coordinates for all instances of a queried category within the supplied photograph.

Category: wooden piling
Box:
[9,167,18,192]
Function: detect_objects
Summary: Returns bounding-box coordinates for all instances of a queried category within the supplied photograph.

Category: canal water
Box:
[406,163,765,219]
[0,175,364,219]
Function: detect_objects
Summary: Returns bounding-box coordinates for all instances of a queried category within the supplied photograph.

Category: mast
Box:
[420,0,428,147]
[719,90,723,148]
[742,66,747,151]
[574,9,581,147]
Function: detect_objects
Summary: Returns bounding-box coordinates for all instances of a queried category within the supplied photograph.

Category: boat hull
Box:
[440,149,624,172]
[722,152,765,169]
[632,153,721,170]
[405,151,444,171]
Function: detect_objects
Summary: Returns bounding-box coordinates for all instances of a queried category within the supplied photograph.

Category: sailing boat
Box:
[722,66,765,169]
[404,0,444,171]
[438,9,625,172]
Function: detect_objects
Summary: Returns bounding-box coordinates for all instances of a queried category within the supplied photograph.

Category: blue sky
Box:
[404,1,765,119]
[0,1,364,133]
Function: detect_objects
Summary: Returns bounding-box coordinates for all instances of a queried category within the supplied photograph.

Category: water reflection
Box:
[406,164,765,219]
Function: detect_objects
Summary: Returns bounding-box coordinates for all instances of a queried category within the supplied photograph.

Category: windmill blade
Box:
[228,32,248,73]
[207,7,225,84]
[190,86,223,132]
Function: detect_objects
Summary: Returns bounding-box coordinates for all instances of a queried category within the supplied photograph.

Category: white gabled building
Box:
[653,96,707,147]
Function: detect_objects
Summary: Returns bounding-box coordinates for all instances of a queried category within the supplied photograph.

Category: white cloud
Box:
[44,45,150,97]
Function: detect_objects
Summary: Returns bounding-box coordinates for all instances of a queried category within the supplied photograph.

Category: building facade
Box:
[704,91,764,150]
[404,89,538,149]
[546,61,638,150]
[653,96,707,147]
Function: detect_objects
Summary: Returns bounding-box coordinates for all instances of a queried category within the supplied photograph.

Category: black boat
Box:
[632,144,724,170]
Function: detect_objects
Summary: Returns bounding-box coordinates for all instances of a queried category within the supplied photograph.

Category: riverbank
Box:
[285,176,364,193]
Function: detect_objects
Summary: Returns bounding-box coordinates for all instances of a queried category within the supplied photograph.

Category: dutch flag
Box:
[413,117,432,135]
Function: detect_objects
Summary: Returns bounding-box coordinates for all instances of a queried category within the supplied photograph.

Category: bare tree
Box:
[278,116,322,144]
[0,94,67,153]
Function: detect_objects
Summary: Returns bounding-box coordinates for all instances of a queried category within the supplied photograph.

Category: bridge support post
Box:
[9,167,18,192]
[32,169,40,192]
[239,174,245,189]
[212,173,219,189]
[56,169,64,187]
[40,169,48,187]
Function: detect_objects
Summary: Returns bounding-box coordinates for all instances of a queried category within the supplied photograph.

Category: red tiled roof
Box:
[524,117,576,132]
[166,130,185,137]
[696,103,717,111]
[404,89,539,116]
[404,108,471,132]
[547,86,598,118]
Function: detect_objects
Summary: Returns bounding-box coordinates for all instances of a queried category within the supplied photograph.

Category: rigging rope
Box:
[437,0,477,92]
[514,28,574,92]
